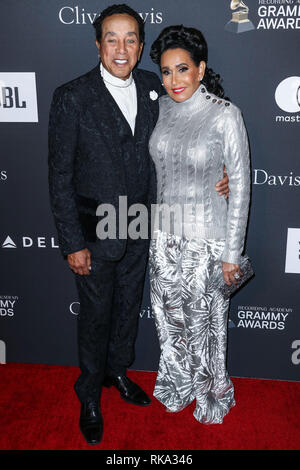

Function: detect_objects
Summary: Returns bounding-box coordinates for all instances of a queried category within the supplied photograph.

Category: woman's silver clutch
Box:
[210,256,254,298]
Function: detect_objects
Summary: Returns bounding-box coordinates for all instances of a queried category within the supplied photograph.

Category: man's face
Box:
[96,14,143,80]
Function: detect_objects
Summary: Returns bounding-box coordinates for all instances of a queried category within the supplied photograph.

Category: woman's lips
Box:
[172,87,185,94]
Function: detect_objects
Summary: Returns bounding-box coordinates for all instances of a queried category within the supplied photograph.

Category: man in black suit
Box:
[48,4,228,445]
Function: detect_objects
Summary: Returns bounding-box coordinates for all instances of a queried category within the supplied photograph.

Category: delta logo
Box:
[1,235,59,249]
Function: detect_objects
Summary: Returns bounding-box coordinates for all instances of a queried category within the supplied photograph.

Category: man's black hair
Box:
[93,4,145,43]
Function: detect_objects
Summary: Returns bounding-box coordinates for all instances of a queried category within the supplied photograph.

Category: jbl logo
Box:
[0,72,38,122]
[0,87,26,108]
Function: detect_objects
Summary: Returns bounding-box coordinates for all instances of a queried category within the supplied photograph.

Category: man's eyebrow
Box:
[104,31,138,38]
[104,32,116,38]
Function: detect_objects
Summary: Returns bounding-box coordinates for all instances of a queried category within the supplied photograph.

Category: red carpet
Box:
[0,363,299,450]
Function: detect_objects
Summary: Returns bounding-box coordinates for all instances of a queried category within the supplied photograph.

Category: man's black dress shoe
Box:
[103,374,151,406]
[79,401,103,445]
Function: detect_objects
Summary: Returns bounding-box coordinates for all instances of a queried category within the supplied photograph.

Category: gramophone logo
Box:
[225,0,255,33]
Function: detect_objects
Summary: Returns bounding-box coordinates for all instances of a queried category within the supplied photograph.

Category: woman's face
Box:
[160,48,206,103]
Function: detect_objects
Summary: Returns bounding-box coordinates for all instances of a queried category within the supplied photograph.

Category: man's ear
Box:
[138,42,144,61]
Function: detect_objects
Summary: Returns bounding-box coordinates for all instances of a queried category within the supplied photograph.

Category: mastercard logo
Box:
[275,77,300,113]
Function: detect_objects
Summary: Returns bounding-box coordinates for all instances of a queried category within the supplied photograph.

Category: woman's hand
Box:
[222,262,242,286]
[215,167,229,199]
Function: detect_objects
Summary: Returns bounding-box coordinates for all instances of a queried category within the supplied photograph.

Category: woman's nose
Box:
[171,72,178,87]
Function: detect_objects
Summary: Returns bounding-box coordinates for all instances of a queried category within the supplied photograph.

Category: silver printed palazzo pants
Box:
[149,231,235,424]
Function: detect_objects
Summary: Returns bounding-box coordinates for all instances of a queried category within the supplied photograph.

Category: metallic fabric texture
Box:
[149,84,250,265]
[150,232,234,424]
[148,85,250,423]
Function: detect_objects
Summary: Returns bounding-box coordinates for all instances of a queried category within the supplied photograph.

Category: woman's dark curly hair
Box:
[150,25,227,99]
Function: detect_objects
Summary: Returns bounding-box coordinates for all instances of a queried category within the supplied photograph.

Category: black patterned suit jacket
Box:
[48,64,163,260]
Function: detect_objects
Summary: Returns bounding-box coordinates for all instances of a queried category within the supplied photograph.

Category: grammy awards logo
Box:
[225,0,255,34]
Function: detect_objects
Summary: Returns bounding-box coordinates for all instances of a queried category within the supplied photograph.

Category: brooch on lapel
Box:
[149,90,158,101]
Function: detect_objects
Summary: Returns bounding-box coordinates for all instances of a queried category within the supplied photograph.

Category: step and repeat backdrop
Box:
[0,0,299,380]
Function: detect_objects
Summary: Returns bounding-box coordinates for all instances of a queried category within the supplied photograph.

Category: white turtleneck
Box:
[100,63,137,135]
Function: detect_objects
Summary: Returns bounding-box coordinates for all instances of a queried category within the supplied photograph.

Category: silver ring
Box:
[233,272,240,280]
[88,266,91,271]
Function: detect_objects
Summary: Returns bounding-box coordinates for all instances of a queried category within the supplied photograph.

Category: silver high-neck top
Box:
[149,84,250,265]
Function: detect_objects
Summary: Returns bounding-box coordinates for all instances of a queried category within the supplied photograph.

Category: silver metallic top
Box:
[149,84,250,265]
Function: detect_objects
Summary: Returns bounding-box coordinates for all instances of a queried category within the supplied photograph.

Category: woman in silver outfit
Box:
[148,25,250,424]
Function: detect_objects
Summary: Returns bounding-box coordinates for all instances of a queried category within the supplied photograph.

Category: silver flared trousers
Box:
[149,231,235,424]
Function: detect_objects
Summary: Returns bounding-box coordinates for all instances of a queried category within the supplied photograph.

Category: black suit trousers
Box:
[74,237,149,402]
